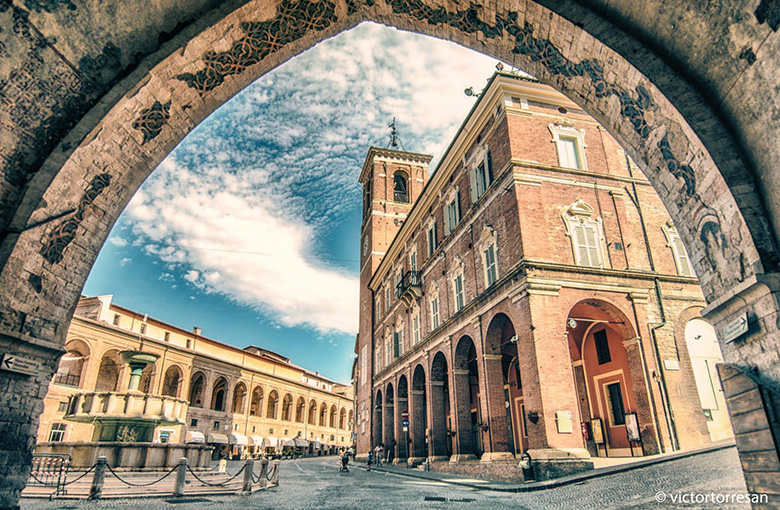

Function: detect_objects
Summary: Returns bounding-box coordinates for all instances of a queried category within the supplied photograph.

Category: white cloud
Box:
[109,236,128,247]
[120,22,499,335]
[119,258,132,267]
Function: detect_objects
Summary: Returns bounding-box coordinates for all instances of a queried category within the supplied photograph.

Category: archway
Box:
[188,372,207,408]
[267,390,279,419]
[383,384,395,461]
[138,363,156,394]
[296,397,307,423]
[211,377,228,411]
[281,393,293,421]
[94,350,122,392]
[249,386,264,416]
[396,375,409,461]
[429,351,450,459]
[373,390,382,447]
[319,402,328,426]
[452,336,479,459]
[53,340,90,389]
[232,382,247,414]
[483,313,516,459]
[1,0,780,502]
[567,300,654,457]
[410,364,427,461]
[161,365,183,398]
[308,400,318,425]
[329,404,337,428]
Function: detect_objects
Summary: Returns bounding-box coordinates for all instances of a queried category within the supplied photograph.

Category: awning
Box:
[293,438,309,448]
[207,433,229,444]
[249,436,265,446]
[281,437,295,447]
[186,431,206,444]
[264,436,280,449]
[229,433,248,445]
[312,440,323,449]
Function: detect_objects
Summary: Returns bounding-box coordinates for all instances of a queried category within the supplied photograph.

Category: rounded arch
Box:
[161,364,183,398]
[430,351,450,457]
[430,351,448,382]
[348,409,354,430]
[411,364,427,458]
[55,339,91,388]
[452,336,480,457]
[95,349,123,392]
[385,382,394,405]
[281,393,293,421]
[211,376,228,411]
[319,402,328,426]
[295,396,306,423]
[308,399,318,425]
[138,362,157,395]
[329,404,337,428]
[397,374,408,400]
[266,390,279,419]
[232,381,247,414]
[484,312,515,355]
[393,170,409,203]
[339,407,347,429]
[249,385,264,416]
[189,372,207,408]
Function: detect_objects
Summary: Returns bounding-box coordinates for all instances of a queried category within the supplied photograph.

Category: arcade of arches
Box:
[1,0,780,506]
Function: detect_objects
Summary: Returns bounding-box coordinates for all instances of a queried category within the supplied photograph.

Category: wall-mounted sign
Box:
[556,410,572,434]
[0,354,40,376]
[591,418,604,444]
[663,359,680,371]
[722,313,748,343]
[625,413,641,442]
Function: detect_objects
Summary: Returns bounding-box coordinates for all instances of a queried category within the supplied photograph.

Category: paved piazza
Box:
[20,447,755,510]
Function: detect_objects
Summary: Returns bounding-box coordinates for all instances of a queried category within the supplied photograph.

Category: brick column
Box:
[450,369,477,461]
[409,389,426,464]
[395,396,408,462]
[383,403,394,459]
[480,354,514,461]
[429,381,448,459]
[622,336,661,455]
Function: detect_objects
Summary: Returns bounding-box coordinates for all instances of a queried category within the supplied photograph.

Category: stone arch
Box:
[281,393,293,421]
[138,362,157,395]
[249,385,264,416]
[308,399,318,425]
[319,402,328,426]
[453,336,479,458]
[383,383,394,457]
[393,170,409,203]
[211,377,228,412]
[339,407,347,429]
[373,389,382,446]
[54,339,90,388]
[410,364,427,460]
[94,349,123,393]
[188,371,207,408]
[295,396,306,423]
[161,364,183,398]
[429,351,450,458]
[396,374,409,460]
[482,313,516,456]
[329,404,337,428]
[266,390,279,419]
[232,382,247,414]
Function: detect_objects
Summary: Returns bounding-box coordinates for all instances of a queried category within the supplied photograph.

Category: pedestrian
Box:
[366,450,373,471]
[340,450,350,472]
[374,444,383,467]
[388,439,396,464]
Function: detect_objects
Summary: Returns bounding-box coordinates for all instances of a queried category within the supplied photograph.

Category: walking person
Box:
[366,449,373,471]
[340,449,350,472]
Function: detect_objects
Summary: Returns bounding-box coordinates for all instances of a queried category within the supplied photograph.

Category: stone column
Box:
[429,381,448,459]
[395,396,408,462]
[450,369,477,461]
[480,354,514,461]
[409,389,426,464]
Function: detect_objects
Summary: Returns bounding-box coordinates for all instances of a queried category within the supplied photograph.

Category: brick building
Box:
[353,72,732,480]
[38,295,354,459]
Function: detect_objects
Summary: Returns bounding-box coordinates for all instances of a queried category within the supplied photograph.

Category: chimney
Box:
[193,327,202,336]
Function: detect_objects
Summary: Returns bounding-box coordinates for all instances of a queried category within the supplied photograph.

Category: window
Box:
[444,192,461,235]
[394,270,402,298]
[594,329,611,365]
[186,339,191,349]
[663,223,694,277]
[48,423,67,442]
[375,296,381,318]
[190,418,198,427]
[563,200,605,268]
[394,173,409,203]
[470,151,493,202]
[426,221,438,257]
[164,332,170,342]
[57,402,68,413]
[412,313,420,345]
[385,336,392,365]
[393,329,403,357]
[430,295,440,330]
[113,314,120,326]
[375,345,382,372]
[453,274,465,311]
[410,251,417,272]
[484,244,497,286]
[385,287,391,312]
[213,421,221,430]
[549,123,587,170]
[606,382,626,426]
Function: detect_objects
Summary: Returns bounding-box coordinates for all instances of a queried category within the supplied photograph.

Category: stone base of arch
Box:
[527,448,594,481]
[480,451,516,462]
[427,455,450,462]
[449,454,478,463]
[406,456,426,468]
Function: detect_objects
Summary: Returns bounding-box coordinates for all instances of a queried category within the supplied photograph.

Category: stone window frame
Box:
[428,283,440,331]
[442,186,461,236]
[478,226,499,288]
[394,321,404,358]
[385,328,392,366]
[425,217,438,257]
[449,256,466,313]
[562,199,607,268]
[409,247,417,272]
[549,122,588,170]
[375,341,382,373]
[411,304,421,345]
[469,145,493,204]
[662,221,695,277]
[48,423,67,442]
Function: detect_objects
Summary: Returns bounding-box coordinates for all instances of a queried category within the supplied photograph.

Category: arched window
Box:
[308,400,317,425]
[339,408,347,429]
[232,382,247,414]
[348,410,354,431]
[95,350,122,392]
[55,340,90,388]
[295,397,306,423]
[249,386,264,416]
[562,199,606,268]
[329,405,337,428]
[663,222,694,276]
[320,403,328,426]
[211,377,228,411]
[266,390,279,419]
[161,365,182,397]
[393,173,409,203]
[189,373,206,407]
[281,393,293,421]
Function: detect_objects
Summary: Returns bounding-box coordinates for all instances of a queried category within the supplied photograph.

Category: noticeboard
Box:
[625,413,641,442]
[591,418,605,444]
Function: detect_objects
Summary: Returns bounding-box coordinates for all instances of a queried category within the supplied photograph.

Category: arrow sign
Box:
[722,313,748,343]
[402,418,410,428]
[1,354,41,376]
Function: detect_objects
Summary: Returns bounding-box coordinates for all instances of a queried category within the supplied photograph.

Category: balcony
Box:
[53,373,80,387]
[396,271,422,307]
[64,391,188,426]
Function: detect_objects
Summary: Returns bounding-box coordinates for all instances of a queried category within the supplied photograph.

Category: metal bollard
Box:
[242,458,254,493]
[173,457,188,497]
[88,456,107,501]
[271,459,280,485]
[259,458,269,489]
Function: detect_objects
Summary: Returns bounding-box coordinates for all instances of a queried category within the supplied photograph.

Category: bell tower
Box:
[354,141,432,455]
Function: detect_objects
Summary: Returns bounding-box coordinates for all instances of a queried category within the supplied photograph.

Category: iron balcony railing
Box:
[396,271,422,299]
[52,373,80,387]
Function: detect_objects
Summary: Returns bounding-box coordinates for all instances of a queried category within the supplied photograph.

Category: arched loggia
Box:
[429,351,450,459]
[410,364,427,463]
[452,336,480,460]
[396,375,409,461]
[373,389,383,448]
[384,384,395,462]
[482,313,518,459]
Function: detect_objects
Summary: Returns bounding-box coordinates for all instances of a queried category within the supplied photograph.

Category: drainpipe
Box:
[624,153,679,452]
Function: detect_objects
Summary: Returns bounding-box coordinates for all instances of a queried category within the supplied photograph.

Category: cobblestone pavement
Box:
[20,447,758,510]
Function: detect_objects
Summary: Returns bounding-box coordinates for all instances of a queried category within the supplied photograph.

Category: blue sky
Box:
[84,22,499,384]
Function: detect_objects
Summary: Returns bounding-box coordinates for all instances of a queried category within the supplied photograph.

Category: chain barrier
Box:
[105,464,178,487]
[265,463,277,481]
[62,464,96,486]
[185,464,246,487]
[251,469,262,484]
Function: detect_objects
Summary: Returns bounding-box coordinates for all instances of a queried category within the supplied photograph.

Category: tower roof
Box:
[358,146,433,184]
